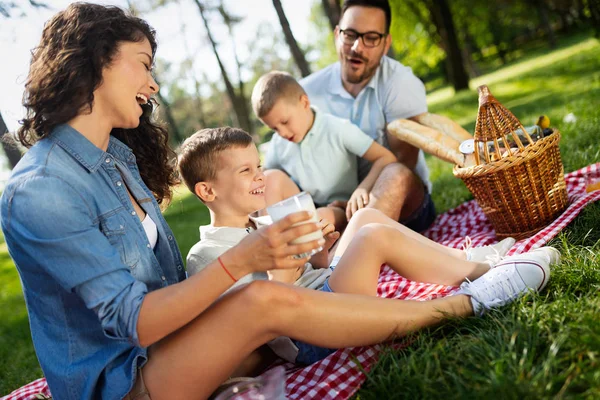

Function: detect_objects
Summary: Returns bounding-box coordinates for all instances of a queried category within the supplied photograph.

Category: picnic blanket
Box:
[3,163,600,400]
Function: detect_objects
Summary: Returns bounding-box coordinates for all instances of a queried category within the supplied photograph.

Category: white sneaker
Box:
[458,246,559,316]
[464,237,516,267]
[493,247,560,289]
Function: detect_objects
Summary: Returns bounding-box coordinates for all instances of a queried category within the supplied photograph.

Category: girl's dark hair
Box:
[18,2,178,205]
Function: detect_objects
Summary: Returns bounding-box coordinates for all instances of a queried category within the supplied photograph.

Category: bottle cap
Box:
[459,139,475,154]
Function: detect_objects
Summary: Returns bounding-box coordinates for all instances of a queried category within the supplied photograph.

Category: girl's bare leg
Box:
[143,280,473,400]
[328,224,490,295]
[334,208,465,260]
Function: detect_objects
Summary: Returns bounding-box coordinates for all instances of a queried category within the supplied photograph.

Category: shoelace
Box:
[470,267,524,309]
[461,236,472,252]
[462,236,503,267]
[485,247,502,267]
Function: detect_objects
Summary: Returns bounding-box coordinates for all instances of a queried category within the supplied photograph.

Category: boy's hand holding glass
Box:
[223,210,324,277]
[267,192,325,259]
[346,187,370,220]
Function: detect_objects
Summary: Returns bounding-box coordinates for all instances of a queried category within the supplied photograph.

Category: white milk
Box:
[267,192,323,246]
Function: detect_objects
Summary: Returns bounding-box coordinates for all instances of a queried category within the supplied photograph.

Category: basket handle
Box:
[477,85,496,106]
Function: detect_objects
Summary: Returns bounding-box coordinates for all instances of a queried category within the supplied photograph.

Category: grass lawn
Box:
[1,33,599,397]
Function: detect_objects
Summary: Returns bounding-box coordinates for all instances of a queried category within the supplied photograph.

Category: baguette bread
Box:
[414,113,473,142]
[387,119,467,166]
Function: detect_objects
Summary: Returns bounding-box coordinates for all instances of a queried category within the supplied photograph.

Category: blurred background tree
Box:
[5,0,594,166]
[71,0,600,149]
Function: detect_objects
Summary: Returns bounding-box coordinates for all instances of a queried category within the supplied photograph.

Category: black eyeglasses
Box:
[339,28,387,48]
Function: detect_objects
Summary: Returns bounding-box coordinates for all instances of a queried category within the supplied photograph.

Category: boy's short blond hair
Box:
[251,71,307,118]
[177,127,253,196]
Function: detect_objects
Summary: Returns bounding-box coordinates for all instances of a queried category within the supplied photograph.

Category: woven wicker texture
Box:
[454,85,568,239]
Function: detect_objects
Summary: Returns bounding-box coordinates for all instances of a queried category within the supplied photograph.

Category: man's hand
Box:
[346,188,369,220]
[220,211,325,278]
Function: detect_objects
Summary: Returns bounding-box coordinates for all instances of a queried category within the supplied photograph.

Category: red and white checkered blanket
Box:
[4,163,599,400]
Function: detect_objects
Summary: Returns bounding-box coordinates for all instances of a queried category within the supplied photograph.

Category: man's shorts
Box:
[400,186,436,233]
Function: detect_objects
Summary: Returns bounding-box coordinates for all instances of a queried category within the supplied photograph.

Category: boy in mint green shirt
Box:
[251,71,396,231]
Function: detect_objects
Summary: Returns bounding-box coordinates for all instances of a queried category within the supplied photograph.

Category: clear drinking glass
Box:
[266,192,323,258]
[214,366,287,400]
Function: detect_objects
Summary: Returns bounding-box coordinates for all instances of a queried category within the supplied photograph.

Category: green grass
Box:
[354,34,600,399]
[1,34,599,396]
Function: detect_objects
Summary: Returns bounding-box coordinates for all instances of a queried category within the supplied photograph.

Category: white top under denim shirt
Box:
[300,56,432,193]
[0,124,186,399]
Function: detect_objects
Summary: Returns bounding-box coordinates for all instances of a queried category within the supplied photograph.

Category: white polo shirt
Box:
[300,56,432,192]
[264,106,374,205]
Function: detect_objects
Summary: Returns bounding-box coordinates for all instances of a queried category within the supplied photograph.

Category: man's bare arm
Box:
[385,112,428,170]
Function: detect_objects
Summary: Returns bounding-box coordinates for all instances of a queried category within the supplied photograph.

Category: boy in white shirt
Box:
[251,71,396,231]
[177,126,557,366]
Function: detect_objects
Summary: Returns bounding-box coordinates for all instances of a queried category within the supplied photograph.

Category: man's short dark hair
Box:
[341,0,391,33]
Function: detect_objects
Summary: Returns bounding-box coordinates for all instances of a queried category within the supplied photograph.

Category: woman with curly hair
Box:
[0,2,556,399]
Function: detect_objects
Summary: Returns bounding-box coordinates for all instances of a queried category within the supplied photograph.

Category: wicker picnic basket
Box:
[453,85,568,240]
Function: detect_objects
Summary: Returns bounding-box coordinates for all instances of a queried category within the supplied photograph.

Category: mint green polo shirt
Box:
[264,107,373,205]
[300,56,432,193]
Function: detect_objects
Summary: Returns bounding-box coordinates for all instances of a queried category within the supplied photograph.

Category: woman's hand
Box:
[220,211,325,278]
[346,188,369,220]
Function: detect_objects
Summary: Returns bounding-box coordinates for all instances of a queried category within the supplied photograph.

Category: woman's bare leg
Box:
[334,208,465,260]
[143,280,472,400]
[328,224,490,295]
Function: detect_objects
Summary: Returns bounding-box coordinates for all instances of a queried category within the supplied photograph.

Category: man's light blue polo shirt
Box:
[264,107,373,205]
[300,56,432,192]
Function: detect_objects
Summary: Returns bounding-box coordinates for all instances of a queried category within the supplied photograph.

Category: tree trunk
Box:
[461,28,481,78]
[157,94,184,144]
[192,0,253,135]
[193,78,207,128]
[321,0,341,31]
[533,0,557,48]
[0,112,22,169]
[218,2,253,132]
[272,0,311,77]
[587,0,600,38]
[428,0,470,91]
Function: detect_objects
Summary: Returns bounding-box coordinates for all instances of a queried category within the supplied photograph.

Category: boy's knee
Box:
[355,223,396,248]
[264,169,288,184]
[380,163,420,188]
[351,208,385,226]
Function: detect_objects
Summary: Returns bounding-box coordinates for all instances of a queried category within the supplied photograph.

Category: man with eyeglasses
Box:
[301,0,435,233]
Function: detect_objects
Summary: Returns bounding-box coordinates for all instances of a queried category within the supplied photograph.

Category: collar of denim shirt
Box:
[327,61,380,100]
[50,124,135,173]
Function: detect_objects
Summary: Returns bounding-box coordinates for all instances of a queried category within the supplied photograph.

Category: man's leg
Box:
[367,162,426,222]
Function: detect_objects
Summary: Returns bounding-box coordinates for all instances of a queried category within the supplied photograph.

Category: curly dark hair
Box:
[18,2,178,205]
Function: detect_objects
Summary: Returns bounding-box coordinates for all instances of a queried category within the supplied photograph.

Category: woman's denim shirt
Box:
[0,124,186,399]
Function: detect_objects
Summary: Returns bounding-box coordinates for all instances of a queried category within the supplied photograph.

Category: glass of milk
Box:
[266,192,323,258]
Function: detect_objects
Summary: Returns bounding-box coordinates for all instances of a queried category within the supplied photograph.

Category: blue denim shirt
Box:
[0,124,186,399]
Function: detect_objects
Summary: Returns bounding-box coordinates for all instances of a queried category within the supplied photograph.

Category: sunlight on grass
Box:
[427,37,599,106]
